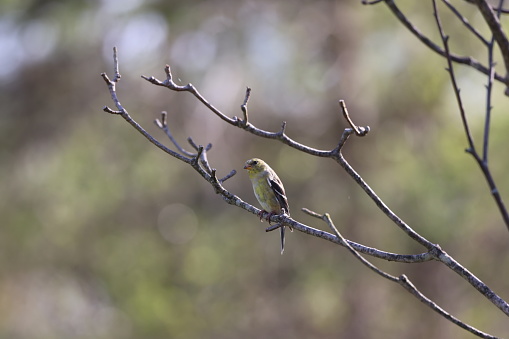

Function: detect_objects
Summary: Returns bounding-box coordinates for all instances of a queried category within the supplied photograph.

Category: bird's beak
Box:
[243,165,251,170]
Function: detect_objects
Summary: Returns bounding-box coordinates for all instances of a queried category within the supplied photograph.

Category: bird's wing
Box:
[268,177,290,215]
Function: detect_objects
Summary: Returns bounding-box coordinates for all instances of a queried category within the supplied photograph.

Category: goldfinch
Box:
[243,158,292,254]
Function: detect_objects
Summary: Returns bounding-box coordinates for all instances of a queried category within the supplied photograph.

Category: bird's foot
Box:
[265,211,277,224]
[258,210,268,222]
[258,210,278,224]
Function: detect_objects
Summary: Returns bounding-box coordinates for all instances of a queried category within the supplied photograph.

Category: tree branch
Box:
[431,0,509,232]
[137,56,509,316]
[141,69,368,158]
[366,0,509,87]
[102,49,428,265]
[101,47,509,338]
[305,208,500,339]
[442,0,490,46]
[483,0,505,162]
[471,0,509,87]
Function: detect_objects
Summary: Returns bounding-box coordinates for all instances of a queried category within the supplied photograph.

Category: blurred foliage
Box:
[1,0,509,338]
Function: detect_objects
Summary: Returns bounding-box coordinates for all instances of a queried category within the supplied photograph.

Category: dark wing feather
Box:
[268,177,290,215]
[268,173,291,254]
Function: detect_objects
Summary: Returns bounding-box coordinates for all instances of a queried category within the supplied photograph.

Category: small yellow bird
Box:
[243,158,292,254]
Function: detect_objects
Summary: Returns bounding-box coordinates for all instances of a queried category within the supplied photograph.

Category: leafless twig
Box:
[138,57,509,318]
[431,0,509,232]
[101,48,509,338]
[304,208,501,339]
[442,0,489,46]
[470,0,509,86]
[364,0,509,87]
[155,111,195,157]
[483,0,505,162]
[103,48,428,265]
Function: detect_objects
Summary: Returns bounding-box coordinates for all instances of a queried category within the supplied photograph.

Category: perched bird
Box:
[243,158,292,254]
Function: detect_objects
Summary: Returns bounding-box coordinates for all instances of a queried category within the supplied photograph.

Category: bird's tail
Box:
[280,226,285,255]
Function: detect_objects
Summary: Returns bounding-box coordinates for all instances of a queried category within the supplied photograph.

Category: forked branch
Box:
[101,48,509,339]
[431,0,509,231]
[102,48,428,265]
[363,0,509,88]
[303,208,499,339]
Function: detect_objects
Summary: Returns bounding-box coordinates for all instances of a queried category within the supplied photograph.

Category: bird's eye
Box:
[252,160,258,165]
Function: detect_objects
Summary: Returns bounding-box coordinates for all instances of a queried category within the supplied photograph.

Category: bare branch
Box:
[265,223,284,232]
[398,275,499,339]
[339,100,370,137]
[361,0,384,4]
[155,111,195,157]
[191,145,204,167]
[370,0,509,86]
[442,0,490,46]
[219,169,237,183]
[304,208,399,281]
[102,51,431,264]
[432,0,509,231]
[142,65,237,125]
[101,49,191,165]
[334,148,435,250]
[187,137,200,151]
[239,87,251,127]
[307,208,500,339]
[140,60,509,314]
[142,67,354,158]
[432,1,477,152]
[483,33,496,163]
[101,47,509,337]
[483,0,505,162]
[112,46,121,82]
[470,0,509,85]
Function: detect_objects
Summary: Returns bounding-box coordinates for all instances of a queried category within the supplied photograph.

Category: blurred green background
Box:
[1,0,508,338]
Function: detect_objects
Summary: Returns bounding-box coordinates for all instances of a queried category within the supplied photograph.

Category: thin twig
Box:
[112,47,121,82]
[339,100,369,136]
[102,51,430,264]
[470,0,509,91]
[102,48,509,330]
[240,87,251,127]
[398,275,499,339]
[379,0,508,86]
[192,145,204,166]
[362,0,384,4]
[483,36,496,163]
[200,143,214,174]
[100,59,190,164]
[483,0,505,161]
[142,68,371,158]
[306,208,499,339]
[432,0,476,152]
[442,0,489,46]
[142,65,236,125]
[303,208,399,281]
[219,169,237,183]
[155,111,195,157]
[140,60,509,313]
[265,223,284,232]
[432,0,509,232]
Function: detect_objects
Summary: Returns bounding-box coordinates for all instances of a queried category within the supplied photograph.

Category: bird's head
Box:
[243,158,267,174]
